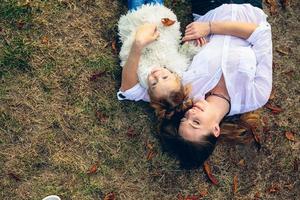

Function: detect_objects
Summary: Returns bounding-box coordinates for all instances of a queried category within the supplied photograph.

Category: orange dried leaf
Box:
[90,71,106,81]
[266,184,280,193]
[41,36,49,44]
[87,163,98,174]
[146,150,155,160]
[238,159,245,167]
[233,175,238,194]
[104,192,115,200]
[161,18,175,26]
[203,162,218,185]
[285,131,295,141]
[265,103,283,114]
[265,0,277,15]
[199,189,208,197]
[254,192,261,199]
[111,40,117,53]
[126,127,137,138]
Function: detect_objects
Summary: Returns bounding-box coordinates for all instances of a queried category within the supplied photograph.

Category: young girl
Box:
[118,3,202,119]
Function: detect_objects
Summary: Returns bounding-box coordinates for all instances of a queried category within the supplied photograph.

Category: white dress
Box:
[118,4,200,88]
[118,4,273,116]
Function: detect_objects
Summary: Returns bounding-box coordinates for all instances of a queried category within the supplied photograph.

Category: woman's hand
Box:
[134,23,160,49]
[182,22,210,42]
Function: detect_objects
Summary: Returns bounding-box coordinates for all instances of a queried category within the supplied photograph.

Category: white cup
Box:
[42,195,61,200]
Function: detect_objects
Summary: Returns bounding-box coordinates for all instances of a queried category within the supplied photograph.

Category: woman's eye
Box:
[152,82,157,86]
[162,76,168,79]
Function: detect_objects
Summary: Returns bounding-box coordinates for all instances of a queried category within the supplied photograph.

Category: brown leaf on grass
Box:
[276,46,291,55]
[95,111,108,124]
[16,21,25,30]
[184,195,201,200]
[282,69,295,78]
[203,162,218,185]
[104,192,115,200]
[7,172,21,181]
[90,71,106,81]
[199,189,208,197]
[238,159,245,167]
[41,36,49,44]
[233,175,238,194]
[146,150,155,160]
[285,131,295,141]
[262,116,271,133]
[177,193,184,200]
[161,18,175,26]
[266,184,280,193]
[265,103,283,114]
[111,40,117,54]
[87,162,98,174]
[265,0,277,15]
[282,0,290,9]
[254,192,261,199]
[126,126,137,138]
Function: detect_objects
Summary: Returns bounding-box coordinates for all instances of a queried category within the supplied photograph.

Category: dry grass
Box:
[0,0,299,199]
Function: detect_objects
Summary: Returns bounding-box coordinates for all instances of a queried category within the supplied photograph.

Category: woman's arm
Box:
[183,21,258,41]
[120,23,160,92]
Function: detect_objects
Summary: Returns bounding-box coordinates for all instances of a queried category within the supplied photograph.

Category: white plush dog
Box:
[118,4,200,88]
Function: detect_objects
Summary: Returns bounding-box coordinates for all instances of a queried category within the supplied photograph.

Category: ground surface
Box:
[0,0,299,199]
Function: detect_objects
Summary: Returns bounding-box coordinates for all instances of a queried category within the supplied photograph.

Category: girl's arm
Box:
[120,23,159,92]
[183,21,258,41]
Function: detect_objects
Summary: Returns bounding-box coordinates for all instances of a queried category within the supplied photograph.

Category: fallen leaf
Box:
[87,162,98,174]
[233,175,238,194]
[285,131,295,141]
[254,192,261,199]
[281,0,290,9]
[199,189,208,197]
[238,159,245,167]
[16,21,25,29]
[265,0,277,15]
[103,192,115,200]
[294,158,298,172]
[146,141,154,150]
[265,103,283,114]
[41,36,49,44]
[184,195,201,200]
[177,193,184,200]
[90,71,106,81]
[7,172,21,181]
[126,127,137,138]
[161,18,175,26]
[282,69,295,78]
[266,184,280,193]
[95,111,108,124]
[203,162,218,185]
[111,40,117,54]
[146,150,155,160]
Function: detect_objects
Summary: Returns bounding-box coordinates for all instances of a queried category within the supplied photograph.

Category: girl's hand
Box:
[134,23,160,49]
[183,22,210,42]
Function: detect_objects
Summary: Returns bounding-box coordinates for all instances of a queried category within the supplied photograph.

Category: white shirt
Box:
[117,4,272,116]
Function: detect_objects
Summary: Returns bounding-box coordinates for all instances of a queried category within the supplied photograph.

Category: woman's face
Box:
[179,100,218,142]
[147,67,180,98]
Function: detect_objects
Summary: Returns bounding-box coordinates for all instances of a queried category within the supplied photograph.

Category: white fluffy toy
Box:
[118,4,201,88]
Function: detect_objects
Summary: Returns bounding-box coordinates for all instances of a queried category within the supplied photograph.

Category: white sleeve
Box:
[247,22,273,107]
[117,83,150,102]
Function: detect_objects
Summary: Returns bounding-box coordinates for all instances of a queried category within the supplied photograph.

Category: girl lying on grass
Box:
[117,2,204,119]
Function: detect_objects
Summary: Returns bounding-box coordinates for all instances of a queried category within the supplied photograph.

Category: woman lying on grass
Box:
[160,2,272,168]
[117,2,204,119]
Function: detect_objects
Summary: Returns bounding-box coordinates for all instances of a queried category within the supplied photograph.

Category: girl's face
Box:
[147,67,181,98]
